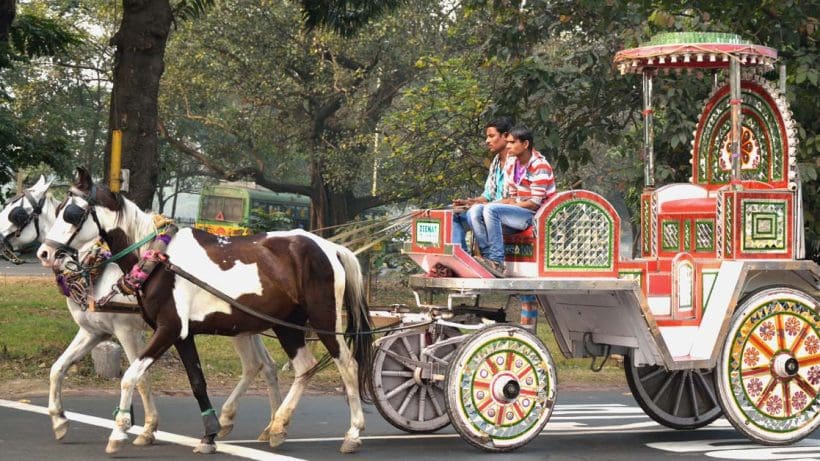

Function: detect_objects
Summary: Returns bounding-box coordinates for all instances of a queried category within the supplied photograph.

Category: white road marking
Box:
[0,399,305,461]
[649,439,820,460]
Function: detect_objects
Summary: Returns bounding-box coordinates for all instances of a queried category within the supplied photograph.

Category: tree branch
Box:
[158,119,235,178]
[158,119,312,197]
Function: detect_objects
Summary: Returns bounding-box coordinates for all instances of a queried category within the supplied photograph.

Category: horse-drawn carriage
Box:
[1,32,817,456]
[380,32,819,451]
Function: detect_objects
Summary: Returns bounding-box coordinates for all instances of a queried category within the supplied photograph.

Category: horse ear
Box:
[73,167,93,193]
[30,175,51,194]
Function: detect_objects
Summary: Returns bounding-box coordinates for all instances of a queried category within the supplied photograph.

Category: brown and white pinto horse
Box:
[1,176,283,445]
[37,168,374,455]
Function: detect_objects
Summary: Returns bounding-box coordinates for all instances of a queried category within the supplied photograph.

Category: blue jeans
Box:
[452,212,470,252]
[452,205,490,253]
[473,203,535,262]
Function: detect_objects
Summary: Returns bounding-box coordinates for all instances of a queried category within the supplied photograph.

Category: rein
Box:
[163,261,432,337]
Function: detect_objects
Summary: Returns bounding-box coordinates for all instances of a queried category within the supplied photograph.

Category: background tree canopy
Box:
[0,0,82,186]
[1,0,817,258]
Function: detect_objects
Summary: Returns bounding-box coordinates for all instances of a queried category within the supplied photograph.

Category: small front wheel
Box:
[445,325,556,452]
[371,325,462,433]
[716,287,820,444]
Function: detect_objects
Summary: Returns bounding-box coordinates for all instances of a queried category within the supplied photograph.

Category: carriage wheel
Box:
[716,287,820,444]
[625,354,722,429]
[372,325,462,433]
[445,325,556,452]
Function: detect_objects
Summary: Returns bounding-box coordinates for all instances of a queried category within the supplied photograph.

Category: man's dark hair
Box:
[509,125,534,150]
[485,116,514,135]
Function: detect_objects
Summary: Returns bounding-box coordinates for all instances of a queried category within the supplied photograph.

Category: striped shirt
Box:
[504,150,556,206]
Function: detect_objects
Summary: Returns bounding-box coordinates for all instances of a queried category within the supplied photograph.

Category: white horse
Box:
[0,176,282,445]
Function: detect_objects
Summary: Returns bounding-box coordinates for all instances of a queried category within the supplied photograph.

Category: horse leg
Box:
[321,334,365,454]
[268,345,316,449]
[115,327,158,446]
[174,335,221,454]
[106,326,175,455]
[218,335,264,438]
[253,334,282,441]
[48,328,103,440]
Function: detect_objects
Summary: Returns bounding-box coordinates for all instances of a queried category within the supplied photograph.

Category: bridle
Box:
[46,185,109,261]
[1,191,47,264]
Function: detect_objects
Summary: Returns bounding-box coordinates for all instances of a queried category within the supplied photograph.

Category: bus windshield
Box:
[200,196,245,222]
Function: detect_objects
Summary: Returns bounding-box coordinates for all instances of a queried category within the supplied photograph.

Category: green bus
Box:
[195,184,311,236]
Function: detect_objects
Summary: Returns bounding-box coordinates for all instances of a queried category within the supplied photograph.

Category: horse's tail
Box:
[336,245,375,403]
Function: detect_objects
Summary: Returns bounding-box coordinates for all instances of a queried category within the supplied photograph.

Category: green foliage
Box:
[0,11,81,68]
[0,3,85,183]
[160,0,452,224]
[172,0,217,22]
[380,55,492,205]
[248,207,292,233]
[299,0,406,37]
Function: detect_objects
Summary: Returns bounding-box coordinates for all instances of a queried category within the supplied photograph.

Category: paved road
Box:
[1,392,818,461]
[0,254,51,277]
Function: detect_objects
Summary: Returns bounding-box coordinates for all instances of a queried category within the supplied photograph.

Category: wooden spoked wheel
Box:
[716,287,820,444]
[372,325,462,433]
[625,354,722,429]
[445,325,556,452]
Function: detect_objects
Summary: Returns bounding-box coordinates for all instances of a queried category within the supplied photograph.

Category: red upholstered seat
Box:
[660,197,716,214]
[504,227,535,244]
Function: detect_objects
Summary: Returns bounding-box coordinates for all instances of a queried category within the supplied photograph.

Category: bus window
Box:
[201,196,245,222]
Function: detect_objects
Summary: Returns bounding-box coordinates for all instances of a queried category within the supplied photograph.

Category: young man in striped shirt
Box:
[473,126,556,277]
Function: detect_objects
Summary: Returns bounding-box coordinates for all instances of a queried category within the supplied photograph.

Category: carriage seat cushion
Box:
[504,226,535,244]
[660,197,716,214]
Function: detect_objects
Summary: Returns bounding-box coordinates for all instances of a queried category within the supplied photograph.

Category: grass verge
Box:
[0,275,626,399]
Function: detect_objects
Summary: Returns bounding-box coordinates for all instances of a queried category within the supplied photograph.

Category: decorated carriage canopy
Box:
[615,32,798,191]
[613,32,777,74]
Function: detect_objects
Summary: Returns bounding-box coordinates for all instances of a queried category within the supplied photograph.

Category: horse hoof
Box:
[256,428,270,442]
[53,419,69,441]
[193,442,217,454]
[340,438,361,454]
[133,432,155,446]
[217,423,233,438]
[106,439,125,454]
[269,432,286,449]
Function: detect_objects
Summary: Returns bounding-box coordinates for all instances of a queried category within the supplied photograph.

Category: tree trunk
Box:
[0,0,14,43]
[104,0,172,210]
[309,158,352,235]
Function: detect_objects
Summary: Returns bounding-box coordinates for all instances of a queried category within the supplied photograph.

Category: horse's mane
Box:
[64,179,158,250]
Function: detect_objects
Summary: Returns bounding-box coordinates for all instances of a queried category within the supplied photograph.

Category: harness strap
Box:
[114,222,177,296]
[21,190,45,240]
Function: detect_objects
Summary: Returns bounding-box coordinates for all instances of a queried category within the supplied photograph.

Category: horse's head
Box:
[0,175,53,263]
[37,167,123,268]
